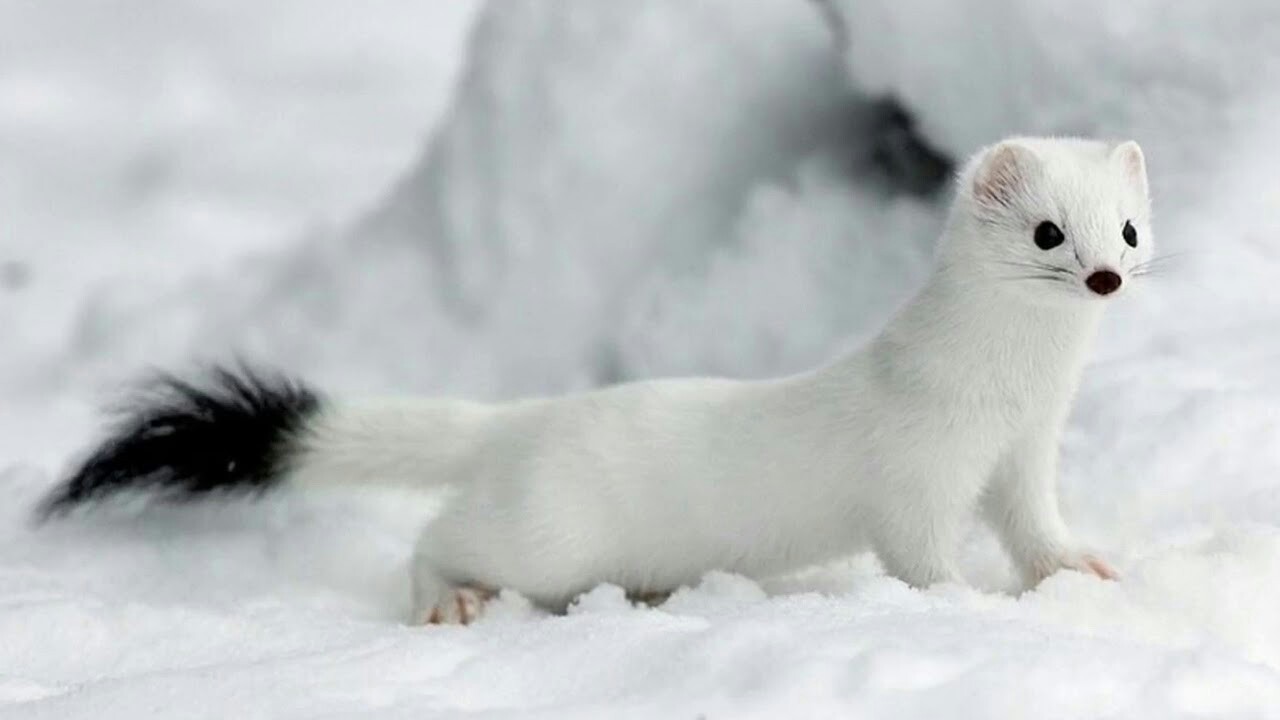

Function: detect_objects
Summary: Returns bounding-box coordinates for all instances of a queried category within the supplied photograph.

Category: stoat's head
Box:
[944,137,1153,305]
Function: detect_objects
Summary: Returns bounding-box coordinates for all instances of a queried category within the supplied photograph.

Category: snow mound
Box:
[827,0,1280,198]
[16,0,933,423]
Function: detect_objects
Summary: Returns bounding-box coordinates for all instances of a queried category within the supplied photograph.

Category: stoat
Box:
[39,137,1152,625]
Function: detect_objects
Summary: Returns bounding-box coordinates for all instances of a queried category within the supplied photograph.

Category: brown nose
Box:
[1085,270,1122,296]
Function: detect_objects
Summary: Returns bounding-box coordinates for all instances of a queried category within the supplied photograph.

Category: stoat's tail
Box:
[35,365,415,519]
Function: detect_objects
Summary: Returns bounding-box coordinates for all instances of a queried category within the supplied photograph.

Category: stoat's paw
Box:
[418,586,494,626]
[1075,554,1120,581]
[1032,551,1120,585]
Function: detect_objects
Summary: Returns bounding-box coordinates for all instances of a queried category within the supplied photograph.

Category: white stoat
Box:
[40,137,1152,625]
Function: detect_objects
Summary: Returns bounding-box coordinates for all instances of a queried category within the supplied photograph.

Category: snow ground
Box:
[4,1,1280,718]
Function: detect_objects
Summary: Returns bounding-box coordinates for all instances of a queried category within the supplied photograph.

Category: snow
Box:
[826,0,1280,201]
[4,0,1280,717]
[0,0,483,464]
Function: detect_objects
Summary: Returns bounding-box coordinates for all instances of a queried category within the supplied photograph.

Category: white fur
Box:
[293,137,1153,622]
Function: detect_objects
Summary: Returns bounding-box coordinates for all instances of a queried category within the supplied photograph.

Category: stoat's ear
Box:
[973,141,1038,208]
[1111,140,1149,198]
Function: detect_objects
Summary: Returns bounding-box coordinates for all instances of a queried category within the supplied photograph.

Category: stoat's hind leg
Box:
[422,586,495,626]
[410,564,495,626]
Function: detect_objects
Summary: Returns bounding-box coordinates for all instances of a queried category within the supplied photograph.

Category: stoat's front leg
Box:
[982,419,1118,589]
[871,458,975,588]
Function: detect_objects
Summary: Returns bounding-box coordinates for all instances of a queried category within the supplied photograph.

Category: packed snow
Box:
[4,1,1280,717]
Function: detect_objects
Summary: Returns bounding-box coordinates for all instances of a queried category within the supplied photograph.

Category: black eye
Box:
[1034,221,1064,250]
[1122,220,1138,248]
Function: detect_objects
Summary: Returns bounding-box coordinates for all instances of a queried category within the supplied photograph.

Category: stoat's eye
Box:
[1034,221,1064,250]
[1122,220,1138,248]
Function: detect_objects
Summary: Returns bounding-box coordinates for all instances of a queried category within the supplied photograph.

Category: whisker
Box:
[1129,254,1189,279]
[1148,250,1194,261]
[995,260,1075,275]
[999,273,1075,285]
[1131,252,1191,273]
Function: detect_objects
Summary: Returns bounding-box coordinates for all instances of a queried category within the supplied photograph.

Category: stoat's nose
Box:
[1085,269,1122,296]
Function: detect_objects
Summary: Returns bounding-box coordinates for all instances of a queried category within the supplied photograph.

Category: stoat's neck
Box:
[885,263,1103,404]
[812,258,1104,416]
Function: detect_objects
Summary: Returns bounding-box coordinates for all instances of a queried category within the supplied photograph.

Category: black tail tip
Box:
[36,364,321,521]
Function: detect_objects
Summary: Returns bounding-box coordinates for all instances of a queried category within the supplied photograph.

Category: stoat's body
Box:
[41,137,1153,624]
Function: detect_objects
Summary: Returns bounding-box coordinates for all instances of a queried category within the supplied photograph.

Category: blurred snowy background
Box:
[3,1,1280,718]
